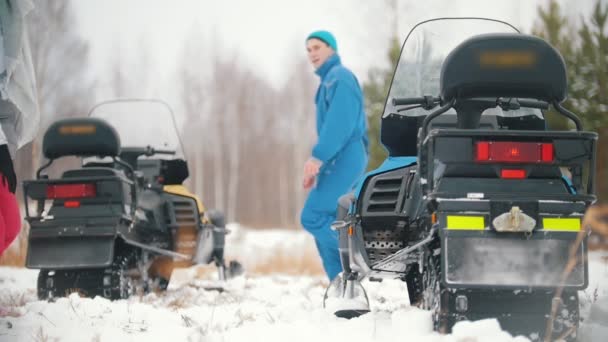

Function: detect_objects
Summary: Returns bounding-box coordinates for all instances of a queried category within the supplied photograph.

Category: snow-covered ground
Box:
[0,225,607,342]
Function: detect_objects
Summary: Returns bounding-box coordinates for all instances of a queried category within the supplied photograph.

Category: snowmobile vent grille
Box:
[363,172,404,214]
[165,196,199,228]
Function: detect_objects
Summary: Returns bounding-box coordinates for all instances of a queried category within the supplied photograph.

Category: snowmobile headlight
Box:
[542,218,581,232]
[446,215,485,230]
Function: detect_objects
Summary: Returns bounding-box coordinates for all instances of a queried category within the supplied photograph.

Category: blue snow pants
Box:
[301,140,367,280]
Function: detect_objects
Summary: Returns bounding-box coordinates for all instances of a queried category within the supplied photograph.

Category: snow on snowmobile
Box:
[326,18,596,341]
[22,99,242,300]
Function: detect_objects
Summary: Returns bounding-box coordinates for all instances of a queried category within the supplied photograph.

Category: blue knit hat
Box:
[306,30,337,51]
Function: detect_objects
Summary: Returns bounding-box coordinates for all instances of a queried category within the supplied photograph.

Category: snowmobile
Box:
[22,99,242,300]
[327,18,596,341]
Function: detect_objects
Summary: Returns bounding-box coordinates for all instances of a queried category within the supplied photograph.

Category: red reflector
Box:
[541,143,554,162]
[47,184,96,199]
[475,141,490,161]
[64,201,81,208]
[501,169,526,179]
[475,141,554,163]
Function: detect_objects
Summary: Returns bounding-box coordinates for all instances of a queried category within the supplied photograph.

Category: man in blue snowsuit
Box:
[301,30,368,281]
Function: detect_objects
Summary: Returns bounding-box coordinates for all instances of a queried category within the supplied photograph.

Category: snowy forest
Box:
[1,1,608,341]
[9,1,607,233]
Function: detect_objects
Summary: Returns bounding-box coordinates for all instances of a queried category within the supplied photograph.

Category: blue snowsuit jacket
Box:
[300,54,369,280]
[311,54,368,164]
[305,53,369,215]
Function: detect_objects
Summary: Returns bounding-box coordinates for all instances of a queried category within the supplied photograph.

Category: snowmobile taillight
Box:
[500,169,526,179]
[64,201,81,208]
[475,141,554,163]
[46,183,97,199]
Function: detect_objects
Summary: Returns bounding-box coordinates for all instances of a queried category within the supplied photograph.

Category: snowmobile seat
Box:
[61,167,129,181]
[83,161,115,168]
[43,117,120,160]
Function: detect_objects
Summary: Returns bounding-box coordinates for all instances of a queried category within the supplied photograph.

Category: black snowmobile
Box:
[327,18,596,341]
[23,99,241,300]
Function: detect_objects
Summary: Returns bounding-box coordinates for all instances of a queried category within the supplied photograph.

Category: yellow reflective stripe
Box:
[446,216,485,230]
[542,218,581,232]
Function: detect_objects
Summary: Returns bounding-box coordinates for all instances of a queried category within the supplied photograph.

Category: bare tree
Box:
[105,37,157,100]
[27,0,94,125]
[17,0,94,180]
[14,0,95,182]
[176,29,210,200]
[174,30,318,228]
[280,58,317,225]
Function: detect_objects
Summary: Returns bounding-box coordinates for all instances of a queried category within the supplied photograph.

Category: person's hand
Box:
[302,175,315,190]
[302,158,322,190]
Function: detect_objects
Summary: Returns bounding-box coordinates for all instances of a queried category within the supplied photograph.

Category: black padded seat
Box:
[62,167,127,180]
[43,117,121,159]
[441,33,567,102]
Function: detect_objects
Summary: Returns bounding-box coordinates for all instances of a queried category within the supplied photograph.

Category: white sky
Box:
[72,0,594,91]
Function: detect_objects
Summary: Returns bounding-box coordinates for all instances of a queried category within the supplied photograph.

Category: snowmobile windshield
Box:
[88,99,185,159]
[384,18,542,119]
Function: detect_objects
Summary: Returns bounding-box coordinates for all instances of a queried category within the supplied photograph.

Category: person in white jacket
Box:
[0,0,39,255]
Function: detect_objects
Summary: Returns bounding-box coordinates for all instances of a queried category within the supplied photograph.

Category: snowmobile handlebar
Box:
[120,146,176,157]
[515,98,549,109]
[147,147,175,156]
[119,146,176,170]
[392,96,549,111]
[392,96,441,108]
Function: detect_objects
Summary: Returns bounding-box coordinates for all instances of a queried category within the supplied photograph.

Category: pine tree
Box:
[363,37,400,170]
[533,0,608,199]
[532,0,576,130]
[570,0,608,132]
[572,1,608,200]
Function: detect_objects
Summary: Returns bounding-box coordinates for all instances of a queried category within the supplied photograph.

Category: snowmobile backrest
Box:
[441,33,567,103]
[43,118,121,159]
